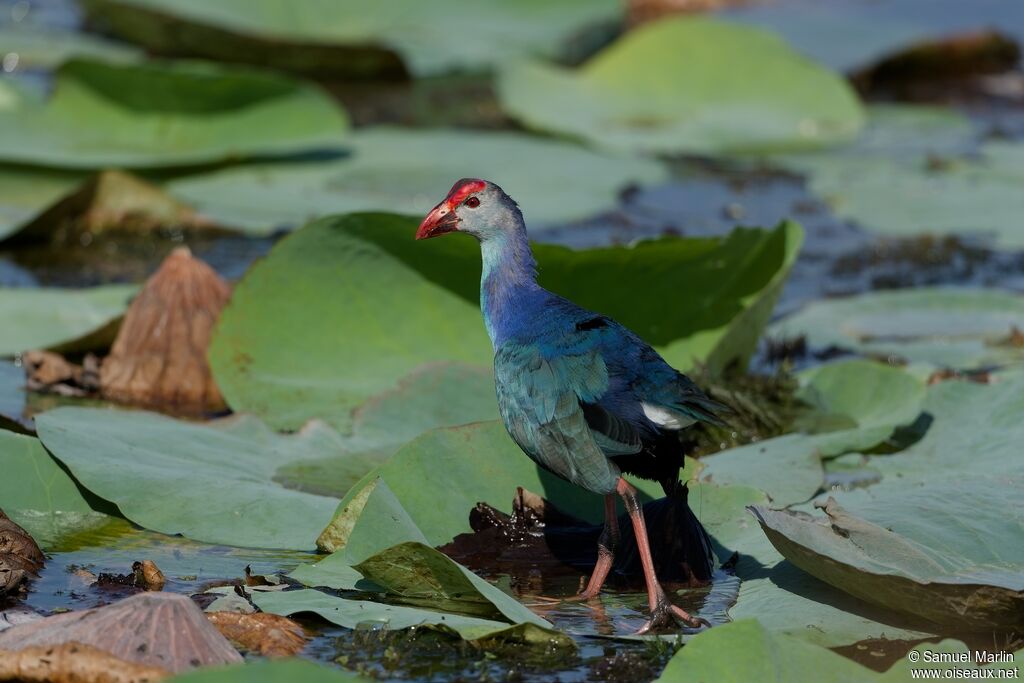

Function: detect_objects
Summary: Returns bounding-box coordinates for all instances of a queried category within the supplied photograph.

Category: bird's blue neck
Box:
[479,228,541,348]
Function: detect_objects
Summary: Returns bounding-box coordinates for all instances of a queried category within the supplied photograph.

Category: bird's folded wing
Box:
[495,344,621,494]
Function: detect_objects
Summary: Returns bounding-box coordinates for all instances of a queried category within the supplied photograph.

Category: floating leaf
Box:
[794,359,926,455]
[0,430,111,549]
[498,17,864,155]
[35,408,343,550]
[317,421,666,552]
[751,492,1024,630]
[0,167,85,242]
[0,284,135,358]
[769,287,1024,369]
[253,589,560,645]
[655,620,1021,682]
[697,433,823,507]
[211,212,801,432]
[655,619,870,682]
[784,136,1024,249]
[0,59,349,169]
[82,0,621,77]
[168,127,668,234]
[0,27,141,71]
[2,170,213,246]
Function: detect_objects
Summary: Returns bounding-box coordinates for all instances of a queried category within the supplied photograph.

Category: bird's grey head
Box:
[415,178,524,243]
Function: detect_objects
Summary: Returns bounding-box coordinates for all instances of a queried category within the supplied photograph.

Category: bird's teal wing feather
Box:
[494,342,622,494]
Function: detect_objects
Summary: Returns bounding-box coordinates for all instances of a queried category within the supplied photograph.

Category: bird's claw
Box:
[635,599,710,634]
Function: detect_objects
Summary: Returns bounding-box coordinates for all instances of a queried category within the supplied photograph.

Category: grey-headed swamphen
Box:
[416,178,725,632]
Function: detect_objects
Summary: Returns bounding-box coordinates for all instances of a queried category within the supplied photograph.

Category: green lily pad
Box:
[286,477,566,644]
[0,58,349,169]
[0,167,87,241]
[168,127,668,234]
[697,433,823,507]
[271,363,499,497]
[751,491,1024,631]
[794,359,927,455]
[727,519,938,647]
[253,588,561,645]
[0,27,141,71]
[797,359,926,434]
[318,420,672,552]
[656,620,1020,682]
[210,212,802,432]
[867,373,1024,483]
[769,287,1024,370]
[0,284,135,357]
[655,619,870,682]
[0,430,112,549]
[2,169,214,245]
[497,17,864,155]
[167,658,369,683]
[792,141,1024,248]
[34,408,343,550]
[82,0,620,78]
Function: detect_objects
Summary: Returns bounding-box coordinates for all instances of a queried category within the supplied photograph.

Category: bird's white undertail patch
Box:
[641,402,696,430]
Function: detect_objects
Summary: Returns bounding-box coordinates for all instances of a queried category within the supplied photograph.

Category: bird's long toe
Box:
[635,598,710,634]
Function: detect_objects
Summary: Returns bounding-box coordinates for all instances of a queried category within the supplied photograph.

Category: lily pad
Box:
[82,0,621,78]
[655,619,870,682]
[34,408,343,550]
[253,588,560,645]
[769,287,1024,369]
[0,284,135,357]
[318,421,668,552]
[786,139,1024,248]
[751,492,1024,630]
[167,659,370,683]
[0,430,112,549]
[168,127,669,234]
[2,169,214,245]
[697,433,823,507]
[727,518,938,647]
[0,59,349,169]
[794,359,927,454]
[0,28,141,71]
[656,620,1020,682]
[0,167,86,241]
[497,17,864,155]
[210,212,802,432]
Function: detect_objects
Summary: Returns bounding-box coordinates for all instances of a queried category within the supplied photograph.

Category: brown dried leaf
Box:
[854,29,1021,90]
[0,642,169,683]
[0,593,242,673]
[206,611,306,658]
[135,561,165,591]
[0,510,44,597]
[99,247,231,413]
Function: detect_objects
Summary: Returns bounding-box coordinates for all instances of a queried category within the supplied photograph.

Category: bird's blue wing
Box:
[494,341,622,495]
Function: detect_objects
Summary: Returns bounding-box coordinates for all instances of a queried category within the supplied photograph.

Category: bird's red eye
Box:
[465,196,480,208]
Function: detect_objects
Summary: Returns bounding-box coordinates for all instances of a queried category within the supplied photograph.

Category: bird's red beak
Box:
[416,201,458,240]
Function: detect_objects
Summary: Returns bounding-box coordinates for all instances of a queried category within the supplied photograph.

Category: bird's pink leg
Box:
[575,493,619,600]
[616,477,710,633]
